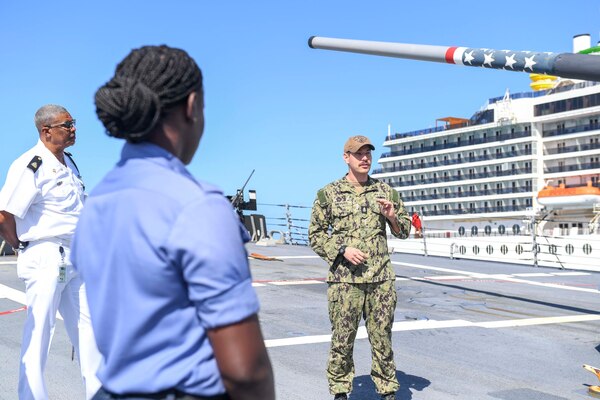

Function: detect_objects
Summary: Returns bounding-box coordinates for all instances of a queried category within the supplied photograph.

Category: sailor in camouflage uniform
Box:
[309,135,411,400]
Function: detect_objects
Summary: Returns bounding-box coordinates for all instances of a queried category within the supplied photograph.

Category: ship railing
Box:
[544,161,600,173]
[258,202,310,246]
[544,140,600,155]
[391,217,600,272]
[543,122,600,138]
[402,187,530,202]
[389,168,532,188]
[373,150,533,174]
[488,81,600,104]
[380,131,531,158]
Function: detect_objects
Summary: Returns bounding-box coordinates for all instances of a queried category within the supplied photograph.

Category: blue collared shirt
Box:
[72,142,259,396]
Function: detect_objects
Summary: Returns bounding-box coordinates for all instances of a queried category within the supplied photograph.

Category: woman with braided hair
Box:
[71,45,275,400]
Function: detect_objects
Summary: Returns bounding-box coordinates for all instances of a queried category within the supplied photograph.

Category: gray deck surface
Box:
[1,244,600,399]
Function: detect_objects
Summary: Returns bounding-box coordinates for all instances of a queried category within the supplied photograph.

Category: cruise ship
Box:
[371,34,600,271]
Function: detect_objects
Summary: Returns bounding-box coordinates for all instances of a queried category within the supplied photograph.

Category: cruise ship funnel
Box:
[308,36,600,82]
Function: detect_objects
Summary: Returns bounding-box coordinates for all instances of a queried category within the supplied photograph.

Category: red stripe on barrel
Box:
[445,47,458,64]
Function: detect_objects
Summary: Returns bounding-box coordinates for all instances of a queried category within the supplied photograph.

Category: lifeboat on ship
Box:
[537,182,600,209]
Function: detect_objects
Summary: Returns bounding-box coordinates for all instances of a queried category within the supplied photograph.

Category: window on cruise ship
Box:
[512,224,520,235]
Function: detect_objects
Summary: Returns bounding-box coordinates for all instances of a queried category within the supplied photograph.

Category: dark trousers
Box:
[92,387,230,400]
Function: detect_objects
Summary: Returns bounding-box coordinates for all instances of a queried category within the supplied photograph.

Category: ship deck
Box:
[1,244,600,399]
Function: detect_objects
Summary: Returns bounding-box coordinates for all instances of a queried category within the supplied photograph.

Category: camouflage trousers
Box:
[327,280,399,395]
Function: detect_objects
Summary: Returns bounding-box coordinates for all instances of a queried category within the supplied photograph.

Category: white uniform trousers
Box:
[17,240,102,400]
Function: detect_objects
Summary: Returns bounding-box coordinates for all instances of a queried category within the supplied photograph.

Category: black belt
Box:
[18,241,29,250]
[95,387,230,400]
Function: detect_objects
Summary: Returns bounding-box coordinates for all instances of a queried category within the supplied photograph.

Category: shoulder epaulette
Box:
[317,188,328,208]
[27,156,42,173]
[390,188,400,203]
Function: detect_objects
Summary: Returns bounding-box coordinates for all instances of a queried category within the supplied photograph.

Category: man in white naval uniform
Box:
[0,104,101,399]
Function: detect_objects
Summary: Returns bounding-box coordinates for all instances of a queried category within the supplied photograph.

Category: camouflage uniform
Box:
[309,175,410,396]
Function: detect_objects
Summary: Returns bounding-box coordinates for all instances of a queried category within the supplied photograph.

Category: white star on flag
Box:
[524,55,537,71]
[505,54,517,69]
[464,50,475,65]
[483,52,495,67]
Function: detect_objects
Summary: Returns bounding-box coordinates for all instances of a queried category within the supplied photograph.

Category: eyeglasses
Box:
[347,150,372,158]
[45,119,76,130]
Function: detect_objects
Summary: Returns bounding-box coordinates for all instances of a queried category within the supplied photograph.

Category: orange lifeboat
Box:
[537,182,600,209]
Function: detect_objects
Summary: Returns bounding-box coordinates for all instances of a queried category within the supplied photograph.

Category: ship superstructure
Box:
[372,35,600,239]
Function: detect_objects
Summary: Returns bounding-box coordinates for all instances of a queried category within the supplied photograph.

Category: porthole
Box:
[484,225,492,235]
[512,224,521,235]
[583,244,592,255]
[473,245,480,255]
[458,226,465,236]
[486,245,493,254]
[459,245,467,255]
[500,245,508,255]
[515,245,524,255]
[548,244,558,255]
[498,225,506,235]
[471,226,478,236]
[565,244,574,255]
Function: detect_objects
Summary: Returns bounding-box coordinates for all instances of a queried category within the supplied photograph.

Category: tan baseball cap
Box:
[344,135,375,153]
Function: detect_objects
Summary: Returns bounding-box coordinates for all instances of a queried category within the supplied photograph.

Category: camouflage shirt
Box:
[309,175,411,283]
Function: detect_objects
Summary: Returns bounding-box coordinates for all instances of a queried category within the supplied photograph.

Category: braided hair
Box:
[95,45,203,142]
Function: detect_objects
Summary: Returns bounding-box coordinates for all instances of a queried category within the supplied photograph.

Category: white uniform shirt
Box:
[0,140,85,242]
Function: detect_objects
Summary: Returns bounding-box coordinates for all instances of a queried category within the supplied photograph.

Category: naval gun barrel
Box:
[308,36,600,82]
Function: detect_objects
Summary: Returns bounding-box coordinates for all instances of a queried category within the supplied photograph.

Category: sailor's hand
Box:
[376,198,396,220]
[344,247,369,266]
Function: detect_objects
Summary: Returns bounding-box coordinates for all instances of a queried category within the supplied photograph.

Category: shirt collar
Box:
[339,174,376,192]
[120,141,194,180]
[35,139,66,170]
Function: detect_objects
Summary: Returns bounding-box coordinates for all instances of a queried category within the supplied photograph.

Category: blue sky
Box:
[1,1,599,240]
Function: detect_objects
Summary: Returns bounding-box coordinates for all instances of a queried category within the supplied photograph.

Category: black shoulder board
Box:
[27,156,42,173]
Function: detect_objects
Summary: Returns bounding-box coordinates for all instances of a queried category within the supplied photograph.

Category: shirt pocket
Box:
[46,179,72,201]
[365,200,386,229]
[331,200,353,231]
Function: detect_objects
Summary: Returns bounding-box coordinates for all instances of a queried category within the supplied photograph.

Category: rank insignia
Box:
[27,156,42,172]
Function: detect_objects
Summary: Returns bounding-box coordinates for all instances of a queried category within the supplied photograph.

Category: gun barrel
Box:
[308,36,600,82]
